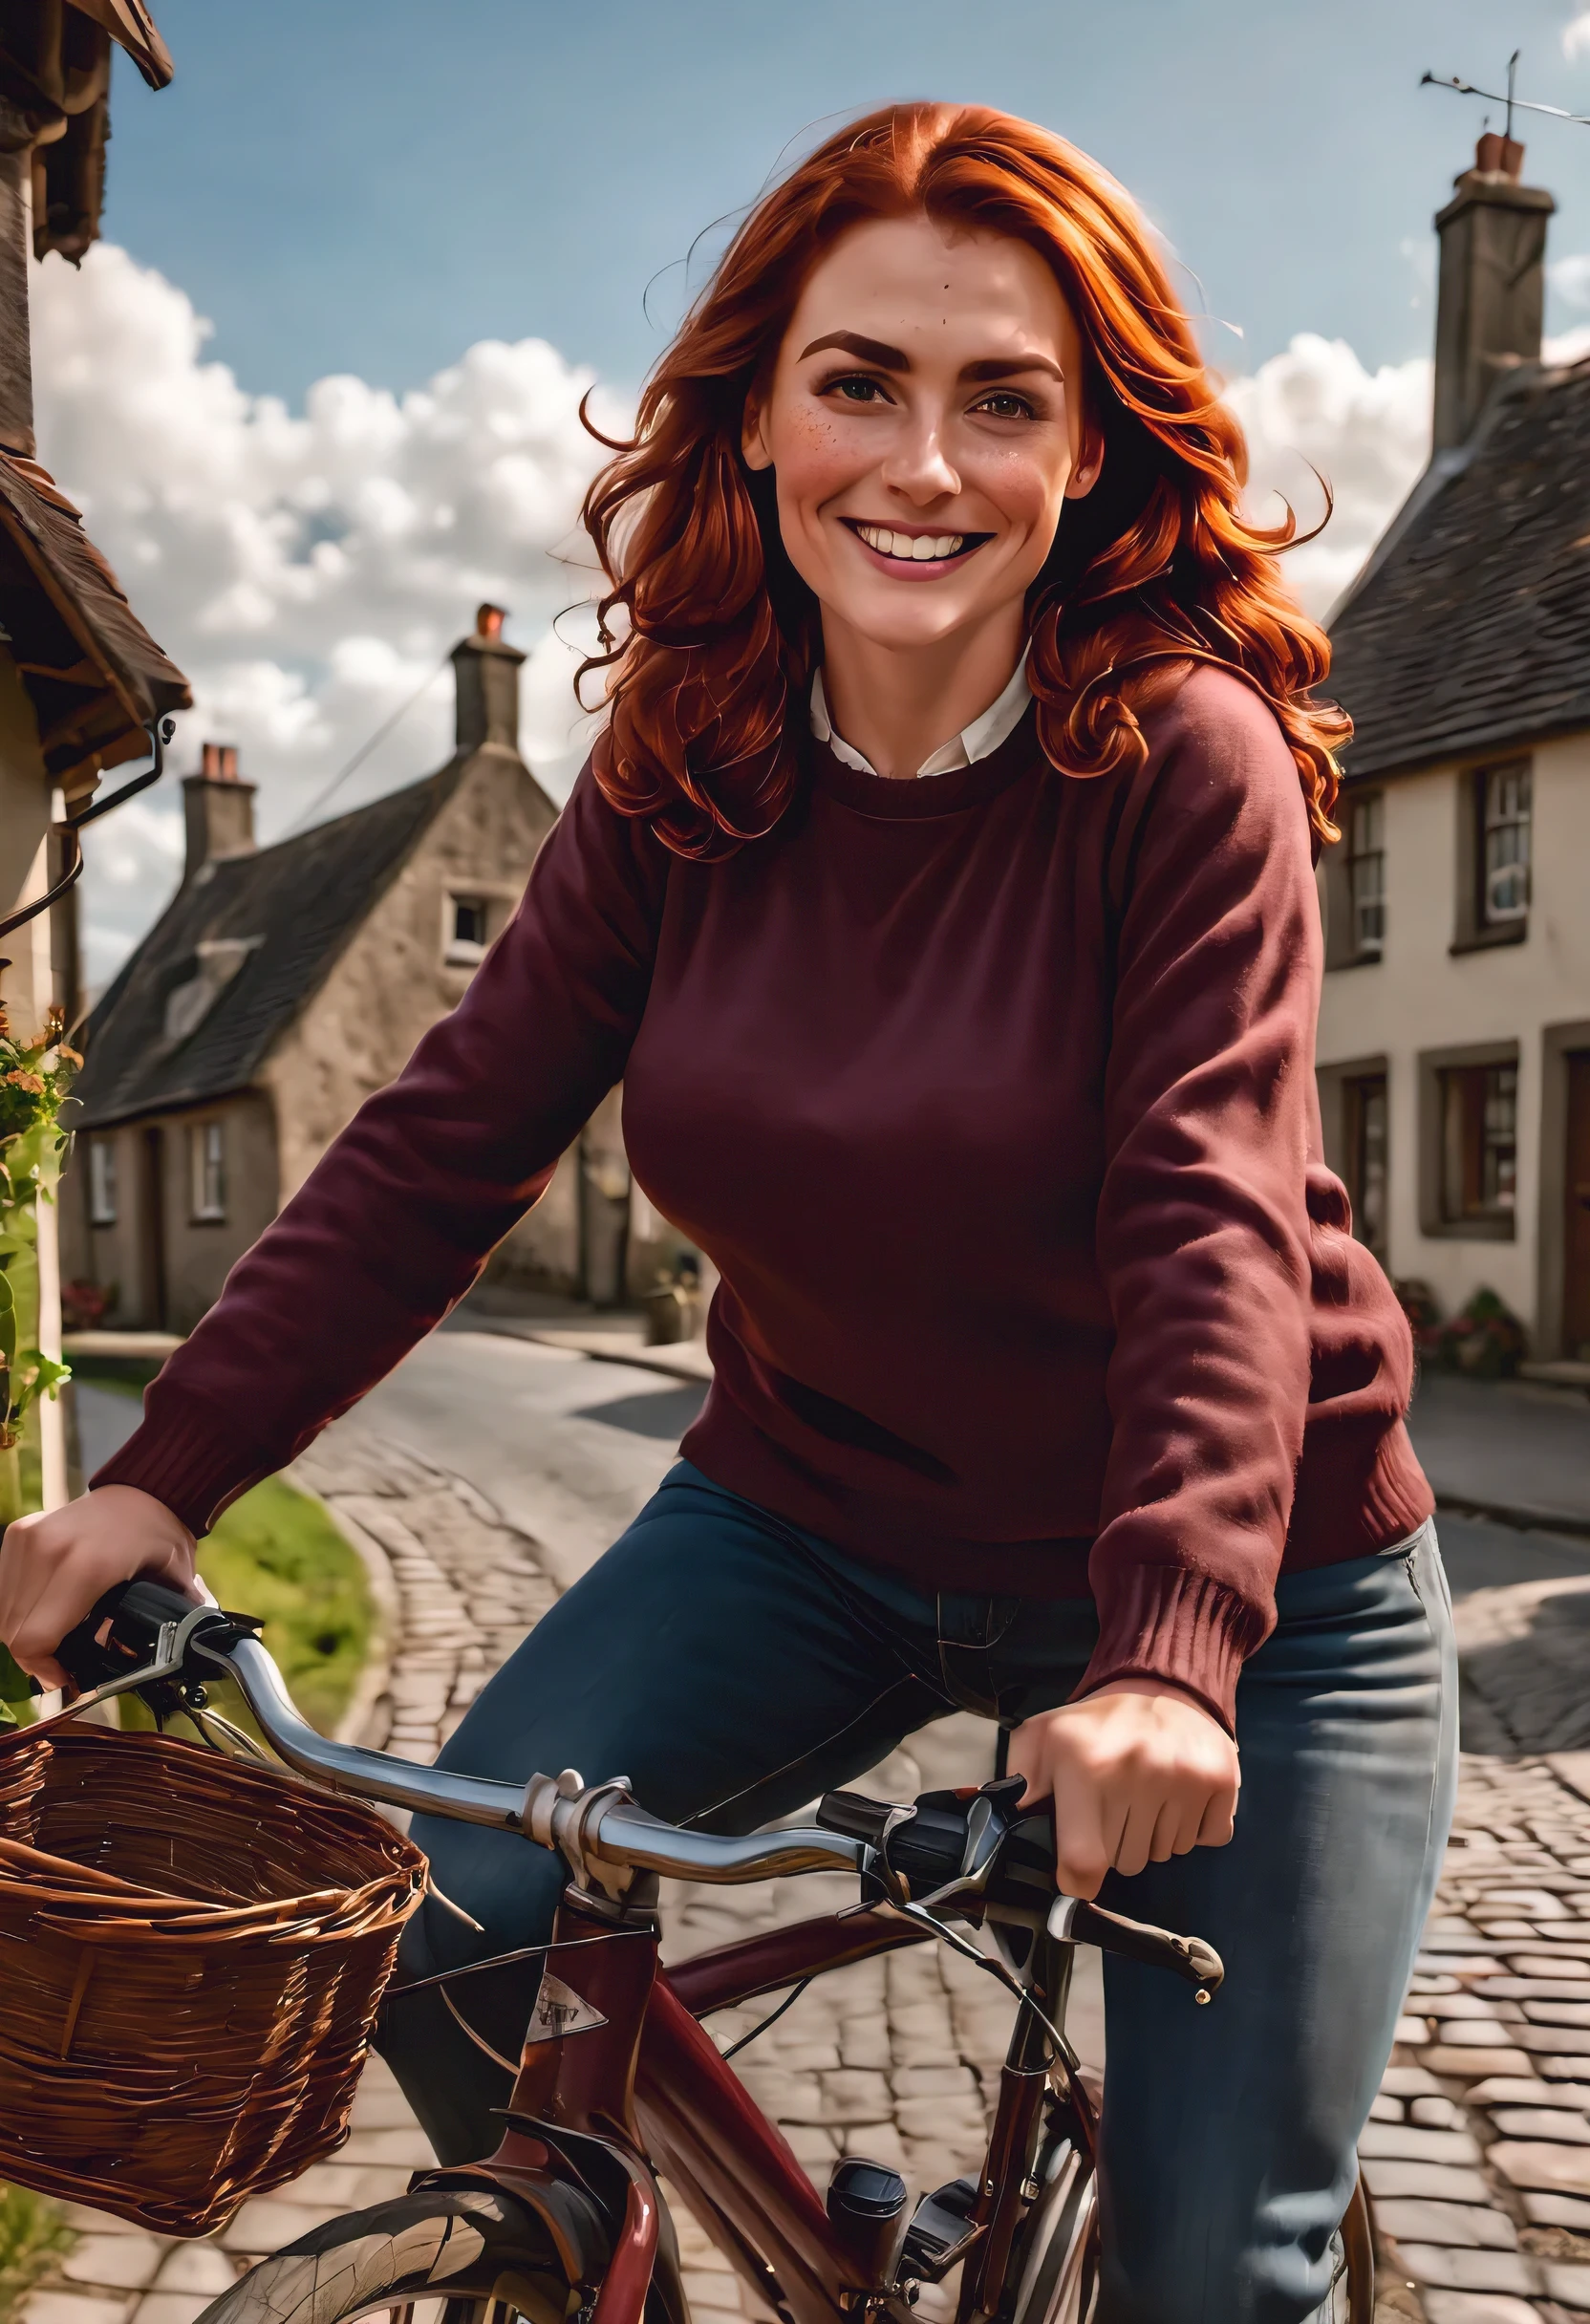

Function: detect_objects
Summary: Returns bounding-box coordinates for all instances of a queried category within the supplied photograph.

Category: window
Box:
[89,1137,118,1226]
[188,1119,226,1222]
[1346,794,1386,960]
[1440,1064,1517,1224]
[1343,1073,1388,1258]
[1479,761,1531,927]
[445,894,488,965]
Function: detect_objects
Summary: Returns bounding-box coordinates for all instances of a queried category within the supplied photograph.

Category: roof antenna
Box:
[1421,48,1590,133]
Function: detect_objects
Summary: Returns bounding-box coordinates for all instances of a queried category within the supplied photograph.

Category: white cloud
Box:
[1551,253,1590,312]
[31,243,622,992]
[1564,9,1590,58]
[1223,333,1431,620]
[1546,322,1590,367]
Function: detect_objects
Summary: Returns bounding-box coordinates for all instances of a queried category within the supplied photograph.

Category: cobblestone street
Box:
[20,1419,1590,2324]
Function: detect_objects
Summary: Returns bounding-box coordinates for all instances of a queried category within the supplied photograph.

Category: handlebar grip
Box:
[1050,1894,1224,1994]
[816,1789,894,1847]
[55,1576,200,1693]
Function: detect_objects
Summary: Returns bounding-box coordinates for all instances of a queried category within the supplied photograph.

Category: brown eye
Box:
[975,392,1036,420]
[824,374,891,404]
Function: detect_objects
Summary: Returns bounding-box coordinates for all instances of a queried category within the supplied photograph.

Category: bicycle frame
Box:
[419,1881,1095,2324]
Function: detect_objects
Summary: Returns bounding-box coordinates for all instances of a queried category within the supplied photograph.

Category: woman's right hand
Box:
[0,1486,199,1690]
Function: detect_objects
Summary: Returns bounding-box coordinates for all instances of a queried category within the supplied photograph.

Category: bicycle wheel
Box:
[193,2184,600,2324]
[1006,2136,1373,2324]
[1007,2128,1097,2324]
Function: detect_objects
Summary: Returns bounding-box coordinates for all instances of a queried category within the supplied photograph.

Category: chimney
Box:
[450,602,526,754]
[182,742,257,882]
[1432,135,1556,452]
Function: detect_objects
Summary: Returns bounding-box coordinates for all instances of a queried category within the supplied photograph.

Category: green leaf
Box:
[22,1348,69,1400]
[0,1641,32,1706]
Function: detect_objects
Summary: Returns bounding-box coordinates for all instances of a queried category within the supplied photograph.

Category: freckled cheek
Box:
[967,449,1067,536]
[773,412,872,523]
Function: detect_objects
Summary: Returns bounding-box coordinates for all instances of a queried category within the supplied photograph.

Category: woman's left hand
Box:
[1007,1679,1240,1900]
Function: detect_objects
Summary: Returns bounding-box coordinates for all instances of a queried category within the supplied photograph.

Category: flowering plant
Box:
[1437,1287,1528,1382]
[0,997,77,1721]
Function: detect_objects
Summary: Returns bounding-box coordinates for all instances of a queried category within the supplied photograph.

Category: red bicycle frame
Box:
[424,1882,1094,2324]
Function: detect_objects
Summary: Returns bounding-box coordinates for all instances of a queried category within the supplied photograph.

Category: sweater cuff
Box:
[91,1396,274,1540]
[1073,1564,1271,1734]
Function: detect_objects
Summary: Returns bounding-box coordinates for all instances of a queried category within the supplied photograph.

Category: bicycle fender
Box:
[409,2164,613,2293]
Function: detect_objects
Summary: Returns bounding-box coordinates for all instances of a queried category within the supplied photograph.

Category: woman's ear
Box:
[1065,412,1106,502]
[741,388,774,472]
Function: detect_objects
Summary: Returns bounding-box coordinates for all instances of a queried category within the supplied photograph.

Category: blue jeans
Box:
[385,1462,1456,2324]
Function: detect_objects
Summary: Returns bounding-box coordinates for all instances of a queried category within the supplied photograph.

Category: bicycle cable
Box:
[885,1888,1077,2068]
[720,1974,815,2061]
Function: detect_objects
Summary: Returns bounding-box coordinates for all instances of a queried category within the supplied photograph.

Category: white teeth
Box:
[855,524,965,562]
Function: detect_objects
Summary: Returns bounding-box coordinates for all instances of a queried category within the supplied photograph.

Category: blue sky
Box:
[109,0,1590,403]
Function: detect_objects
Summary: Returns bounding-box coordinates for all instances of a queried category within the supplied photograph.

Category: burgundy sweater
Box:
[97,668,1431,1729]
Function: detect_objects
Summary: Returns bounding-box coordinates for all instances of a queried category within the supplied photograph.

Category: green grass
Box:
[198,1474,374,1737]
[0,2184,72,2324]
[69,1365,376,1728]
[115,1474,375,1743]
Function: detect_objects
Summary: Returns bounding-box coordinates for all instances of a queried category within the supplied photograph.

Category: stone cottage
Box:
[63,610,683,1332]
[1320,132,1590,1367]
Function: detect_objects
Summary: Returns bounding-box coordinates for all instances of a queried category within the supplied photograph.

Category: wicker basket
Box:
[0,1718,426,2235]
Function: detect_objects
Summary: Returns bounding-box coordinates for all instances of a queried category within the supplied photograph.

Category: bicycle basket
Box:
[0,1718,426,2236]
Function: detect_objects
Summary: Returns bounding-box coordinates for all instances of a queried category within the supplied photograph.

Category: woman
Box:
[0,104,1453,2322]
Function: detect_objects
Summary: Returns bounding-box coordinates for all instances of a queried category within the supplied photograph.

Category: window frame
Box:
[1479,760,1531,928]
[88,1135,118,1227]
[1419,1041,1520,1240]
[443,892,490,967]
[1451,757,1532,955]
[187,1117,226,1225]
[1323,785,1386,973]
[1439,1063,1517,1224]
[1342,1070,1389,1259]
[1345,792,1386,963]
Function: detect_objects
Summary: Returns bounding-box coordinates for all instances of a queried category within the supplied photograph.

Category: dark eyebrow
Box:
[799,330,909,368]
[960,355,1064,383]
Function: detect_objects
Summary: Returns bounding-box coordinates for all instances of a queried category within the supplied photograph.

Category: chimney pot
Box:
[1474,132,1526,180]
[476,603,505,639]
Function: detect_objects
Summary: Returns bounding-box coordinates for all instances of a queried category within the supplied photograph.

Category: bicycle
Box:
[55,1582,1375,2324]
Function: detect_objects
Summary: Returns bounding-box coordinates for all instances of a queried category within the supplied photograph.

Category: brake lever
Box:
[54,1587,261,1726]
[1049,1894,1225,1998]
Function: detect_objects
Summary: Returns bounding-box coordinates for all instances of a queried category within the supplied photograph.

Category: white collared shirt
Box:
[809,650,1032,779]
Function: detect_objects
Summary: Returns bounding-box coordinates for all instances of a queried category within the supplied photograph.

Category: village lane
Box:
[37,1338,1590,2324]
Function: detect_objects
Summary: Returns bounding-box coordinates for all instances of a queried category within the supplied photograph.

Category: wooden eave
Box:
[0,450,188,792]
[67,0,173,89]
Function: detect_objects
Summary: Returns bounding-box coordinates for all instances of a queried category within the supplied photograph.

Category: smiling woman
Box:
[5,98,1449,2324]
[581,101,1348,855]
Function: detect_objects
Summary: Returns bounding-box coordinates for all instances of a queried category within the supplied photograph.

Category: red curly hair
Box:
[581,101,1347,858]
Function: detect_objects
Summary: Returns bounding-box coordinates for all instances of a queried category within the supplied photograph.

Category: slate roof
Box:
[72,762,467,1131]
[1327,355,1590,782]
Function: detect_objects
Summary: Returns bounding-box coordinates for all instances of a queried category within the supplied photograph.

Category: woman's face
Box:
[742,214,1103,659]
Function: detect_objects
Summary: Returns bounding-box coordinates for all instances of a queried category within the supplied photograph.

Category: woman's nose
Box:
[879,414,960,505]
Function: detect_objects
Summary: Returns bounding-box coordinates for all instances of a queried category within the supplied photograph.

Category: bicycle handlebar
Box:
[52,1582,868,1884]
[48,1579,1223,1993]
